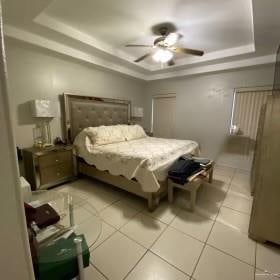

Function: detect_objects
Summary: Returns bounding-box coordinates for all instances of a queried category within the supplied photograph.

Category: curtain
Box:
[232,90,271,140]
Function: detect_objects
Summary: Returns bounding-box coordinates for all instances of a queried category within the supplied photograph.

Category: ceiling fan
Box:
[125,22,204,66]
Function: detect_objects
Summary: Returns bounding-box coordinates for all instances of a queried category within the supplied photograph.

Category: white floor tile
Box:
[84,265,107,280]
[197,182,227,204]
[65,179,100,198]
[151,227,204,275]
[91,232,146,280]
[121,193,146,211]
[120,213,166,248]
[193,245,254,280]
[173,190,192,210]
[86,190,119,212]
[75,216,103,250]
[83,202,100,216]
[216,206,250,234]
[90,221,116,251]
[256,243,280,274]
[223,192,253,214]
[70,179,123,202]
[126,252,190,280]
[171,210,214,242]
[211,174,231,190]
[228,183,252,199]
[100,200,139,229]
[214,165,236,178]
[56,172,264,280]
[94,181,128,200]
[174,191,221,221]
[231,171,251,189]
[255,268,280,280]
[59,204,92,227]
[144,200,180,224]
[56,184,89,203]
[195,197,221,221]
[207,221,256,265]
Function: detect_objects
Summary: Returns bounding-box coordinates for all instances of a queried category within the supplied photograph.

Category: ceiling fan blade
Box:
[134,53,151,62]
[168,59,175,66]
[171,47,204,56]
[125,44,153,47]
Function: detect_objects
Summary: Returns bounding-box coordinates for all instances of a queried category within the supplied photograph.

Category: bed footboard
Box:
[78,161,167,211]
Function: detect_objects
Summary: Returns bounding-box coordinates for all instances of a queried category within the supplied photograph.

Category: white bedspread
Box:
[74,134,199,192]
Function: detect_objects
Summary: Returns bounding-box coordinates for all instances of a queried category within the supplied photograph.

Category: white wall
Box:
[6,39,146,148]
[144,65,274,170]
[5,37,275,170]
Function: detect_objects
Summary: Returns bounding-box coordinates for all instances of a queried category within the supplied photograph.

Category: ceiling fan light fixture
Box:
[164,33,179,46]
[152,49,173,63]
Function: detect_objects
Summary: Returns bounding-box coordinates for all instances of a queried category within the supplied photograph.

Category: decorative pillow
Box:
[120,124,147,141]
[85,125,126,146]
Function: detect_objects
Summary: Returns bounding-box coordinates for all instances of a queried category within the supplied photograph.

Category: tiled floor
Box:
[57,165,280,280]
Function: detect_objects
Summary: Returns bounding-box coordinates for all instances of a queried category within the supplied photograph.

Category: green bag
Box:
[36,233,90,280]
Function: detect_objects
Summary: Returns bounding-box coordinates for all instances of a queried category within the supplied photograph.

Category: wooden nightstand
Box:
[22,145,76,191]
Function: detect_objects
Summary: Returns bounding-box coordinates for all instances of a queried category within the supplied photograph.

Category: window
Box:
[230,88,271,140]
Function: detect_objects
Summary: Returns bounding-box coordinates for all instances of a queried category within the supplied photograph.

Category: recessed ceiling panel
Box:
[45,0,254,59]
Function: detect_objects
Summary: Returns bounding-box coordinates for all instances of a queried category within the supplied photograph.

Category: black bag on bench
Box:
[168,158,201,185]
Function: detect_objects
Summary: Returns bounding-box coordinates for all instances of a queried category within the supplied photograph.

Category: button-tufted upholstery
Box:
[67,97,130,142]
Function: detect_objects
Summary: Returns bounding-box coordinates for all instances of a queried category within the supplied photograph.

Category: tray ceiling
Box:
[3,0,280,80]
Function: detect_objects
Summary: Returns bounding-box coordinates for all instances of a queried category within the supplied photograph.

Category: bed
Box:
[63,93,199,210]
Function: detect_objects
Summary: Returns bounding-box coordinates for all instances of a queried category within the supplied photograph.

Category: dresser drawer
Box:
[40,162,73,185]
[38,150,72,168]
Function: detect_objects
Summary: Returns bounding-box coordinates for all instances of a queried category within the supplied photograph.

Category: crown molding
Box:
[150,44,255,71]
[34,13,151,70]
[4,25,275,81]
[147,54,276,80]
[4,25,147,80]
[34,13,256,73]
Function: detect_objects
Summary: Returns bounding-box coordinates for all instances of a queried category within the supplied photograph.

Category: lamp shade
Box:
[30,100,56,118]
[132,106,144,118]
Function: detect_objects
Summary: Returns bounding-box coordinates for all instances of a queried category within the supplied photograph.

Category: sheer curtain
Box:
[232,89,271,140]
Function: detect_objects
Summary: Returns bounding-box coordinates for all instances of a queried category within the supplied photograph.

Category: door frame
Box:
[151,93,176,134]
[0,3,34,279]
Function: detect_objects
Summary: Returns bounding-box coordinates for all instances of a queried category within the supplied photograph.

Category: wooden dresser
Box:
[22,145,76,190]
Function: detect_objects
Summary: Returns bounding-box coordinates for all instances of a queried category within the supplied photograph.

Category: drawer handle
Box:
[55,159,59,162]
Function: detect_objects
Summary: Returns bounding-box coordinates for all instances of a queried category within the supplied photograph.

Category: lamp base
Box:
[42,143,54,148]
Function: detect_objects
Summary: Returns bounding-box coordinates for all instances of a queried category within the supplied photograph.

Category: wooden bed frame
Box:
[62,93,167,211]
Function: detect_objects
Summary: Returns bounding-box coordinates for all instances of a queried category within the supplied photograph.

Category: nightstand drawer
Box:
[40,163,73,185]
[38,150,72,168]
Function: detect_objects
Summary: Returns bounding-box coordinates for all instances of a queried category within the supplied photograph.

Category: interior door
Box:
[152,95,176,138]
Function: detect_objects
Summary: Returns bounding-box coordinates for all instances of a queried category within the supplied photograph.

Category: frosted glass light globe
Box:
[153,49,173,63]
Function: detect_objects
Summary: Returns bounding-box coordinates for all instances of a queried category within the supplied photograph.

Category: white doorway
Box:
[152,94,176,138]
[0,2,34,279]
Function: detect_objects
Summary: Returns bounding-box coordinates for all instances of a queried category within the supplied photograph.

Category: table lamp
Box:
[131,106,144,125]
[30,100,56,148]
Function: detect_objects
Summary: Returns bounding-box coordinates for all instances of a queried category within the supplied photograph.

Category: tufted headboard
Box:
[63,93,131,143]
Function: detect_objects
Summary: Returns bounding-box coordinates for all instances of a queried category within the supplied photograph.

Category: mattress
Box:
[74,134,199,192]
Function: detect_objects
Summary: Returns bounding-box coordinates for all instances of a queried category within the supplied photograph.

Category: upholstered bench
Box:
[168,161,214,211]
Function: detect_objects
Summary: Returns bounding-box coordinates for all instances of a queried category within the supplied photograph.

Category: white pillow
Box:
[120,124,147,141]
[85,125,126,146]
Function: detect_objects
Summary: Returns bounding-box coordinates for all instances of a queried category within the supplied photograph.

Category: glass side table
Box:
[26,190,101,280]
